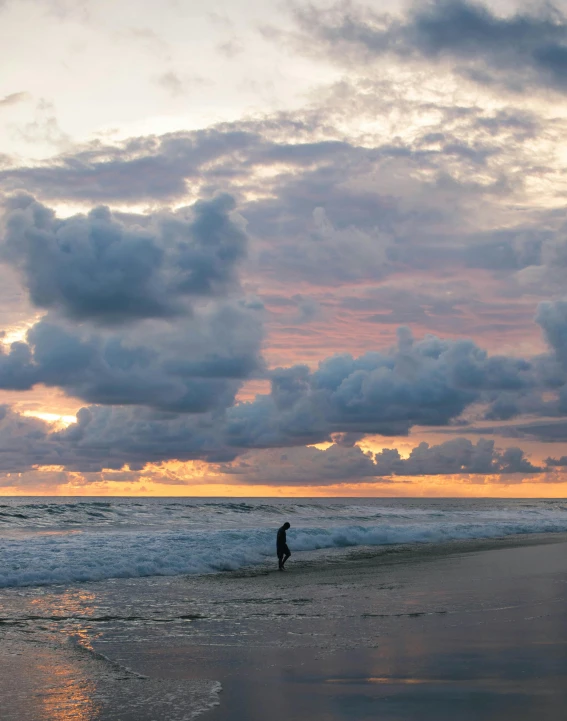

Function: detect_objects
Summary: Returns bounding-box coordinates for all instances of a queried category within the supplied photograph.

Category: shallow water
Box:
[2,498,567,719]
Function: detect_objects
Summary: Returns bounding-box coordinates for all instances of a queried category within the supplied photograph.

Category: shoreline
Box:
[226,529,567,580]
[2,533,567,719]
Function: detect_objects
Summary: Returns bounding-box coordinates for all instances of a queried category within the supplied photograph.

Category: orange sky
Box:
[3,0,567,498]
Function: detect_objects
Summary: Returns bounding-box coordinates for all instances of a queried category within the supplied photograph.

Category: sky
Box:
[4,0,567,496]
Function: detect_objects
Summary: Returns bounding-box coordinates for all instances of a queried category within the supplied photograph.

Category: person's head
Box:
[283,522,290,530]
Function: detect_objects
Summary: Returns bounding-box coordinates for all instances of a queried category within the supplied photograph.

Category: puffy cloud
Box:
[222,329,543,448]
[1,193,248,324]
[0,404,238,473]
[0,302,264,412]
[374,437,542,476]
[0,325,552,474]
[219,443,382,485]
[0,406,59,471]
[217,436,541,485]
[0,191,265,416]
[545,454,567,467]
[54,405,235,470]
[536,298,567,367]
[294,0,567,94]
[0,402,542,483]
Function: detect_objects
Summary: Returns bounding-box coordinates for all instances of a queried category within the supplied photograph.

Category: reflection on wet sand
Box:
[37,652,100,721]
[0,643,101,721]
[30,590,97,619]
[1,589,101,720]
[0,582,222,721]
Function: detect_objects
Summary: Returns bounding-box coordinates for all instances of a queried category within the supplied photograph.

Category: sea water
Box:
[2,497,567,720]
[1,497,567,588]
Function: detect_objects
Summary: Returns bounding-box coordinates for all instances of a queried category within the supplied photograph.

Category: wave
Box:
[2,514,567,588]
[0,498,453,531]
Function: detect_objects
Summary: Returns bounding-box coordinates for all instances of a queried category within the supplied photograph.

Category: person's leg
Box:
[277,552,284,570]
[281,550,291,568]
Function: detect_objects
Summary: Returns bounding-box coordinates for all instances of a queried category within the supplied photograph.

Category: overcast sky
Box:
[4,0,567,496]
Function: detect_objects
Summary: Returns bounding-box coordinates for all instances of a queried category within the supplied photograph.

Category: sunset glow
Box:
[2,0,567,496]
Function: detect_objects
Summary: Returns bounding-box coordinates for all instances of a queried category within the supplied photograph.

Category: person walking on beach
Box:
[277,522,291,570]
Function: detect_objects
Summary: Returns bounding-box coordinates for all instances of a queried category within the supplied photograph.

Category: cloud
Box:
[546,454,567,467]
[1,193,248,324]
[219,443,382,484]
[0,405,59,471]
[374,437,542,476]
[0,0,91,21]
[0,127,262,202]
[0,323,551,474]
[0,191,265,416]
[16,99,70,149]
[0,403,246,473]
[0,92,29,108]
[0,102,557,303]
[55,405,236,470]
[0,302,264,412]
[293,0,567,94]
[215,436,541,485]
[0,401,541,483]
[155,71,208,97]
[220,328,548,452]
[536,298,567,367]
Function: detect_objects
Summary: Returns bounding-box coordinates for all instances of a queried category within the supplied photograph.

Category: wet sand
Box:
[2,533,567,720]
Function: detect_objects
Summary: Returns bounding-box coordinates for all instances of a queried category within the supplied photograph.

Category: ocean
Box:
[2,497,567,720]
[2,496,567,588]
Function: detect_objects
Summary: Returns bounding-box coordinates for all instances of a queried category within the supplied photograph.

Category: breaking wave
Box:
[2,497,567,587]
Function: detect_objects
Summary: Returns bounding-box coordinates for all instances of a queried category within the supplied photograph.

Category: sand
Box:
[2,533,567,720]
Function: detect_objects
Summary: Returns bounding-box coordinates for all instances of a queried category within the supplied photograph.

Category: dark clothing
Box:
[276,526,288,553]
[276,525,291,565]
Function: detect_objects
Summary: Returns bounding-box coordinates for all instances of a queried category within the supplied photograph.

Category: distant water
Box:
[1,497,567,588]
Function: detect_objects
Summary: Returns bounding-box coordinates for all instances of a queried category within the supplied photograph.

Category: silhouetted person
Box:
[277,522,291,570]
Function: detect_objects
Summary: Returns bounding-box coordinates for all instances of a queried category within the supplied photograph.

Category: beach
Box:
[2,528,567,720]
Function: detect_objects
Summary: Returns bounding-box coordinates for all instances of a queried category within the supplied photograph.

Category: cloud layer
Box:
[294,0,567,94]
[3,0,567,492]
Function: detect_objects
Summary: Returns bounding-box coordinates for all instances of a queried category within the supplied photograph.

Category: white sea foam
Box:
[1,498,567,587]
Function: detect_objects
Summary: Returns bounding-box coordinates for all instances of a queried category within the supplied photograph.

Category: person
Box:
[276,522,291,570]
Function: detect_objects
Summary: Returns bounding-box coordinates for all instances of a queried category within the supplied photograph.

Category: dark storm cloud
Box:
[1,193,247,323]
[374,437,541,476]
[293,0,567,93]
